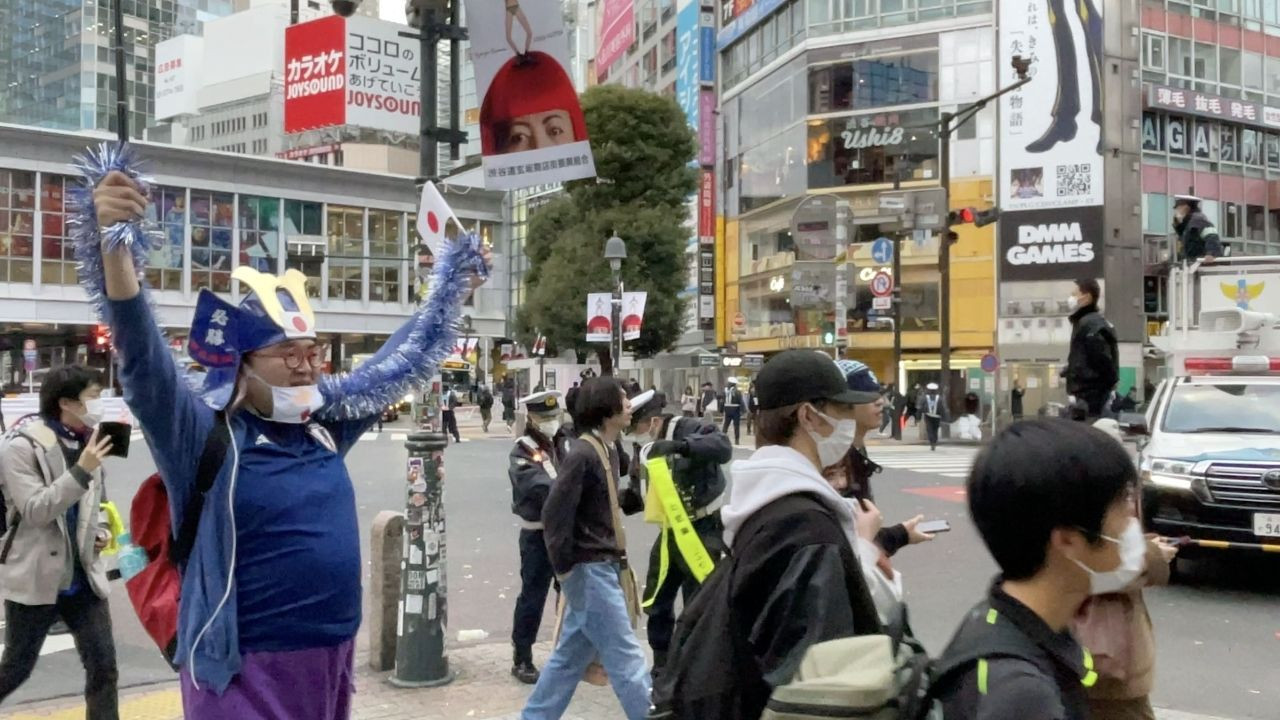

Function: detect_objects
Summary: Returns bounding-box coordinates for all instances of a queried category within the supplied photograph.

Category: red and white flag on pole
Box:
[533,334,547,356]
[622,291,647,341]
[416,181,463,254]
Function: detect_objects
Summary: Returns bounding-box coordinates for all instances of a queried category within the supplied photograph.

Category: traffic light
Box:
[820,321,836,346]
[947,206,1001,228]
[91,325,111,352]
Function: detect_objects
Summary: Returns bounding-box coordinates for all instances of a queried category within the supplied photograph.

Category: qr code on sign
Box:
[1056,164,1091,197]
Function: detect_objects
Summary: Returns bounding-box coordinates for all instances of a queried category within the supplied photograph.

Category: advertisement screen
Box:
[597,0,635,81]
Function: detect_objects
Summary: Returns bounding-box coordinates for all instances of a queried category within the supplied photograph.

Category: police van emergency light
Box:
[1154,307,1280,376]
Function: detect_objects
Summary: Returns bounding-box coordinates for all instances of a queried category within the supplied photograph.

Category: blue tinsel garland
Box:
[318,236,487,420]
[70,141,489,417]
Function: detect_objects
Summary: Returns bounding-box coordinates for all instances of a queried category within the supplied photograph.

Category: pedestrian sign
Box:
[870,271,894,298]
[871,237,893,264]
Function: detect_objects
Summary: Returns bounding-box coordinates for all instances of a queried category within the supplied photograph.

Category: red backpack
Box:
[125,414,229,668]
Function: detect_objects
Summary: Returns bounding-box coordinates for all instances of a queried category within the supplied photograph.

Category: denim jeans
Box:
[521,562,651,720]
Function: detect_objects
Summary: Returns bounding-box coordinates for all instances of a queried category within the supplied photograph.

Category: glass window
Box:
[143,186,185,291]
[1143,33,1165,71]
[809,50,938,113]
[1243,51,1264,90]
[1194,42,1217,83]
[1170,37,1193,77]
[39,174,75,286]
[368,209,403,303]
[283,199,322,298]
[0,170,36,283]
[1268,133,1280,169]
[327,205,363,300]
[239,196,280,273]
[1220,47,1242,86]
[1144,193,1170,234]
[807,107,941,189]
[1267,55,1280,94]
[739,124,808,211]
[189,191,233,293]
[1243,128,1263,166]
[900,282,940,331]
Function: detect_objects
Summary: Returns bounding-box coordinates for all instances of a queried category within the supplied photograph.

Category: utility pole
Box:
[111,0,127,143]
[935,58,1032,411]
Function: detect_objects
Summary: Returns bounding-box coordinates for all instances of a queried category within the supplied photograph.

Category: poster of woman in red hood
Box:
[480,51,587,156]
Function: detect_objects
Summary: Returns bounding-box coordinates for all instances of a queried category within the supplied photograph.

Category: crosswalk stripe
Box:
[391,432,407,441]
[0,633,75,658]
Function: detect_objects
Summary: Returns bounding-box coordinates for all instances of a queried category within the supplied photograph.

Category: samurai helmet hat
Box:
[187,267,319,409]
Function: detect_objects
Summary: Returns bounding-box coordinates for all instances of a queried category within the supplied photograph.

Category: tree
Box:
[517,86,697,374]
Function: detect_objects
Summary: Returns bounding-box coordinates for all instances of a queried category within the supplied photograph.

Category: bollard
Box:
[368,511,405,672]
[390,431,454,687]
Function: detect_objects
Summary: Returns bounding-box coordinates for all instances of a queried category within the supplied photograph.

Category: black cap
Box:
[755,350,864,410]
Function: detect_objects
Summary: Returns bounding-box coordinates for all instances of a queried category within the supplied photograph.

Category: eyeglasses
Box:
[255,343,327,370]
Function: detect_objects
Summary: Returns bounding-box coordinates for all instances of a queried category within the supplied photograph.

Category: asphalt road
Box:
[4,431,1278,719]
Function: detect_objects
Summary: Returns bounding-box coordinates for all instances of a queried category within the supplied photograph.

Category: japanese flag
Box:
[417,182,463,254]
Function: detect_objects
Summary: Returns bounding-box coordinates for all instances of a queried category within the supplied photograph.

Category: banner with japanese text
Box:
[465,0,597,190]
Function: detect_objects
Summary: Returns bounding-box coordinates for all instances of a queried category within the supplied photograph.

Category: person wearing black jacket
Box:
[523,378,650,720]
[933,419,1143,720]
[653,350,882,720]
[827,360,935,560]
[622,390,732,678]
[1063,279,1118,421]
[507,392,570,684]
[1173,194,1222,263]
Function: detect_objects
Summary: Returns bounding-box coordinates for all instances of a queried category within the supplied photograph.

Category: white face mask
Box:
[1072,518,1146,595]
[79,398,105,427]
[1066,294,1079,311]
[805,404,857,468]
[536,419,562,438]
[246,367,323,424]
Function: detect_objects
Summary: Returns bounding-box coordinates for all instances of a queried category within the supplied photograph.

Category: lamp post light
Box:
[604,233,627,376]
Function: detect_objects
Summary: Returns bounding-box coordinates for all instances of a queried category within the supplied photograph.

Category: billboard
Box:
[283,16,422,135]
[998,0,1104,280]
[465,0,596,190]
[597,0,635,81]
[675,0,701,137]
[155,35,203,120]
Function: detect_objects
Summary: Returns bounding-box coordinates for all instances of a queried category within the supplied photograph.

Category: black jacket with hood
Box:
[1175,210,1222,261]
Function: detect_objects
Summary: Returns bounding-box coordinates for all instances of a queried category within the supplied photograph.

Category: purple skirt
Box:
[180,639,355,720]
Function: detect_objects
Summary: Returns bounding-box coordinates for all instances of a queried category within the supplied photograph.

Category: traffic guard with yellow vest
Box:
[622,390,732,677]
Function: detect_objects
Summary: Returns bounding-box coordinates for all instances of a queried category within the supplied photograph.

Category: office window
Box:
[38,174,76,285]
[143,186,185,291]
[367,209,402,303]
[190,191,233,293]
[1220,47,1242,86]
[1143,33,1165,71]
[0,170,35,283]
[1244,51,1264,90]
[327,205,363,300]
[283,199,322,297]
[239,196,280,273]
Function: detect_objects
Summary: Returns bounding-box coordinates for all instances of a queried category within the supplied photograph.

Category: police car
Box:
[1136,305,1280,561]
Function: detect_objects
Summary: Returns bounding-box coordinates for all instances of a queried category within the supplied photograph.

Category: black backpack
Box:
[649,494,882,720]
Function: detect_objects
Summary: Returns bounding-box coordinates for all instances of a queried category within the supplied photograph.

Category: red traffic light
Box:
[92,324,111,349]
[958,207,976,223]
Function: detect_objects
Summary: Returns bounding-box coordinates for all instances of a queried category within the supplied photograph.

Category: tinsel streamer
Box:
[67,142,159,322]
[317,235,488,421]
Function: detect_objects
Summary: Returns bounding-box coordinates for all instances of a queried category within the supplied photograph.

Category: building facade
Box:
[0,0,235,137]
[0,124,506,389]
[717,2,1000,402]
[1139,2,1280,344]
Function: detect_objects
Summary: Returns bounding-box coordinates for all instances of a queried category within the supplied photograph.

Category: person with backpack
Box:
[521,377,650,720]
[502,378,518,428]
[508,391,569,684]
[620,390,731,681]
[88,170,488,716]
[478,383,495,433]
[650,350,883,720]
[442,385,462,443]
[0,366,119,718]
[932,419,1144,720]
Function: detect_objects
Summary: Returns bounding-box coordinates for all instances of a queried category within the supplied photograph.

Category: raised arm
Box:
[317,237,489,422]
[78,161,214,510]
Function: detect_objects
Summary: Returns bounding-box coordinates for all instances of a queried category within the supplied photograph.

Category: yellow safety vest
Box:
[641,456,717,608]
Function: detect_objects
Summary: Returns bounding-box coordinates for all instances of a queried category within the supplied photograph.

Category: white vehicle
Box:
[1136,257,1280,557]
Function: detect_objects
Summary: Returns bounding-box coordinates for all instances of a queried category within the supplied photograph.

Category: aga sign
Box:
[999,208,1104,282]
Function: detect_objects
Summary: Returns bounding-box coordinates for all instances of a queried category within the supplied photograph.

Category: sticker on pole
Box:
[872,296,892,311]
[870,271,894,298]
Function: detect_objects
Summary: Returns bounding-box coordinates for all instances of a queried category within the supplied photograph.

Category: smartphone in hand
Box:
[97,421,132,458]
[917,519,951,534]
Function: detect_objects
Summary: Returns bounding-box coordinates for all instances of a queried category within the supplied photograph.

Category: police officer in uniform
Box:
[622,390,732,679]
[1173,194,1223,263]
[508,391,569,684]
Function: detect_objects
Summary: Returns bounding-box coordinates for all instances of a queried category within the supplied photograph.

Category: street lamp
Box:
[604,233,627,375]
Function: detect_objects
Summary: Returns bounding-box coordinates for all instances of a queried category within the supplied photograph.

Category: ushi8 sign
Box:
[284,15,422,135]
